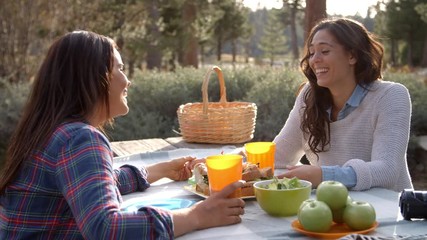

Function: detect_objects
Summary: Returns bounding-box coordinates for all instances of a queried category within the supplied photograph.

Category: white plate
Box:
[183,185,255,200]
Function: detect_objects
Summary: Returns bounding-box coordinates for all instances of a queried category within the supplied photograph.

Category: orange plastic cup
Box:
[245,142,276,172]
[206,154,243,198]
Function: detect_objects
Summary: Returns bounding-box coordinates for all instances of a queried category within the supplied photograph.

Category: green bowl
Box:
[253,179,312,217]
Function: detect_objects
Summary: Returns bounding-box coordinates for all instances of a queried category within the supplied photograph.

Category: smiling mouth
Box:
[315,68,328,74]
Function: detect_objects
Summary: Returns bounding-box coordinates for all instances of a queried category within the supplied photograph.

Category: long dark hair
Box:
[0,31,116,193]
[299,18,384,155]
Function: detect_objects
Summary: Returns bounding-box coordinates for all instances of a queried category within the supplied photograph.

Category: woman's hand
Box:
[166,157,198,181]
[172,181,245,237]
[146,156,203,183]
[277,165,322,187]
[187,158,205,170]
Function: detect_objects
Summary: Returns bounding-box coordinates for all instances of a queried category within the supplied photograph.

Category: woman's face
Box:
[109,48,130,118]
[308,29,356,90]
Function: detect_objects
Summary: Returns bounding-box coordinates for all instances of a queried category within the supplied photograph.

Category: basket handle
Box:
[202,66,227,114]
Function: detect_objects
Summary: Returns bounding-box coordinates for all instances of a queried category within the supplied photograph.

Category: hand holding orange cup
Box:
[245,142,276,172]
[206,154,243,198]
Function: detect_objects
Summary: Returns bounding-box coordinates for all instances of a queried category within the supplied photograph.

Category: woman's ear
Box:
[349,51,357,65]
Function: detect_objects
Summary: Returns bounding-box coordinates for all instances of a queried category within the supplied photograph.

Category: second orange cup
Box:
[205,154,243,198]
[245,142,276,172]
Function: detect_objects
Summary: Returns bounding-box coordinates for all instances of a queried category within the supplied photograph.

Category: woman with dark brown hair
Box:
[0,31,245,239]
[274,18,413,192]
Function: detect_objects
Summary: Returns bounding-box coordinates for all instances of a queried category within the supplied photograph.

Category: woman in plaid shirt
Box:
[0,31,245,239]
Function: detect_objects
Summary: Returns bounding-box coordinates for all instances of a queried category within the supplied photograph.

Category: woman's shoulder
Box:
[364,80,411,112]
[56,121,97,134]
[299,81,311,92]
[370,80,409,92]
[43,121,109,159]
[51,121,106,143]
[368,80,409,98]
[295,81,311,99]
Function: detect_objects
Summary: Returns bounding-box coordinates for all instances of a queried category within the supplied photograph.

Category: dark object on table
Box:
[399,189,427,220]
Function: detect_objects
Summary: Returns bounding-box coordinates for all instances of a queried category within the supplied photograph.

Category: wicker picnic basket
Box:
[177,66,257,144]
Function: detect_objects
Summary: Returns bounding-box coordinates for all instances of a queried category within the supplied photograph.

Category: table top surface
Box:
[112,144,427,240]
[111,137,244,157]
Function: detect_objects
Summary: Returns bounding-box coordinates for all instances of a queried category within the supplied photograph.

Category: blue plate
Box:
[121,198,196,212]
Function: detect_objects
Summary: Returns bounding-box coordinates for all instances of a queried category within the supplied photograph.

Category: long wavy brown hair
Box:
[299,18,384,156]
[0,31,116,193]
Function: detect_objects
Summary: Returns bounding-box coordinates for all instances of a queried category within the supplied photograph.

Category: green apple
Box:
[316,181,348,210]
[299,198,316,211]
[298,198,316,219]
[298,199,333,233]
[343,200,376,230]
[332,196,352,224]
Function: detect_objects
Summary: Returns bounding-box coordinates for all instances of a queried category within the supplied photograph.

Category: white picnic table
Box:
[113,145,427,240]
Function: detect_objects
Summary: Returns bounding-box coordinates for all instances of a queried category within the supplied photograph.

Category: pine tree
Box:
[259,9,288,66]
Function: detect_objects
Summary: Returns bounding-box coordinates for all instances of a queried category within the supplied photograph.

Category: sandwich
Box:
[192,162,274,197]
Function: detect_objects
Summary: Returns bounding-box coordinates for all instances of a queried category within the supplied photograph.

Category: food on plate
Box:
[193,162,210,196]
[192,162,273,197]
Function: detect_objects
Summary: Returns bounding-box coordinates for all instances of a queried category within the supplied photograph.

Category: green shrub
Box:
[107,66,262,140]
[384,71,427,136]
[107,67,207,140]
[244,67,304,141]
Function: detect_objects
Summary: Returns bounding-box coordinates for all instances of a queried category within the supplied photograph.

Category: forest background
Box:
[1,0,427,188]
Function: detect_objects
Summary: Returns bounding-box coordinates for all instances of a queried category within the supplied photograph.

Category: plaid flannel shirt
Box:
[0,122,173,239]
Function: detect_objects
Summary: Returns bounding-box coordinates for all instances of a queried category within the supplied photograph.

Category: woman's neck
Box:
[87,108,106,127]
[330,81,357,113]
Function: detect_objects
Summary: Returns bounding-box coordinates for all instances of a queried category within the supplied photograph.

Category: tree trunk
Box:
[181,1,198,68]
[245,41,250,63]
[231,39,237,63]
[391,38,397,66]
[128,58,135,79]
[421,34,427,67]
[182,35,198,68]
[407,33,413,67]
[200,43,205,67]
[304,0,326,42]
[146,43,162,70]
[217,34,222,61]
[169,52,176,72]
[177,37,184,66]
[290,0,300,61]
[145,0,162,70]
